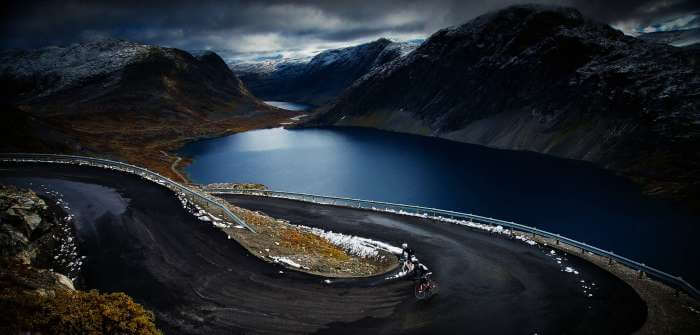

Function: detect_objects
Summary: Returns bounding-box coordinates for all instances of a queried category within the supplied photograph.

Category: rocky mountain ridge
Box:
[233,38,422,106]
[1,39,262,117]
[302,5,700,203]
[638,27,700,47]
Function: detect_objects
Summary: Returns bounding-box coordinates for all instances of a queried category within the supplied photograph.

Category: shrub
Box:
[0,288,161,335]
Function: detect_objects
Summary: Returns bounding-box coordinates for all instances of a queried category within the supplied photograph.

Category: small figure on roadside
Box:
[401,242,414,261]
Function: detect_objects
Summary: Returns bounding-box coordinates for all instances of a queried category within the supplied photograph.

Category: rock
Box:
[24,213,42,231]
[54,272,75,291]
[16,248,37,265]
[0,224,30,256]
[35,288,48,297]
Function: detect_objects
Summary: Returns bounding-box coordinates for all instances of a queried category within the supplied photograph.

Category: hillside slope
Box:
[0,40,294,179]
[303,5,700,202]
[233,39,421,106]
[1,39,267,119]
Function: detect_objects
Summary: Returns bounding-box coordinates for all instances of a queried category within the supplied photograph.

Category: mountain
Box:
[0,39,291,179]
[1,39,265,118]
[638,28,700,47]
[232,39,422,106]
[302,5,700,203]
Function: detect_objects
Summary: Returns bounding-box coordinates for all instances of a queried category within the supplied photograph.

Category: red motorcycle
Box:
[414,271,439,300]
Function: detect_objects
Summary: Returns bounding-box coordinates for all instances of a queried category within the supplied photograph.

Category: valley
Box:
[2,2,700,334]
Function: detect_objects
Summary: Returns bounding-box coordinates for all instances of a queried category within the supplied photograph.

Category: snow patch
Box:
[297,224,401,259]
[271,256,302,268]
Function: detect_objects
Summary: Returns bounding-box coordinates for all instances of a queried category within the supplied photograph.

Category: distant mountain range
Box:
[638,27,700,47]
[301,5,700,203]
[229,39,422,106]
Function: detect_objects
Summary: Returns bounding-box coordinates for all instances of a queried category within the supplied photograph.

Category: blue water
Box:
[181,126,699,286]
[263,101,312,111]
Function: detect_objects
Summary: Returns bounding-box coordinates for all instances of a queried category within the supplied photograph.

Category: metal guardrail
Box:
[2,153,696,299]
[0,153,255,233]
[212,189,700,300]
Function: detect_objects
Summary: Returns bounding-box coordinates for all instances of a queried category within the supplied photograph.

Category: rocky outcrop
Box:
[233,39,421,106]
[0,186,77,293]
[303,4,700,203]
[1,186,50,262]
[0,186,160,334]
[1,186,83,278]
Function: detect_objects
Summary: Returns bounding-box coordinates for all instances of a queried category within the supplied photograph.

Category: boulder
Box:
[54,272,75,291]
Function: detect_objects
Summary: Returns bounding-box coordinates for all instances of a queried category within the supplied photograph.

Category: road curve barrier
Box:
[0,153,255,233]
[211,188,700,300]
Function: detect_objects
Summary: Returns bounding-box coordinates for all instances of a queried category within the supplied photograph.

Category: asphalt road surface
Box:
[0,162,646,334]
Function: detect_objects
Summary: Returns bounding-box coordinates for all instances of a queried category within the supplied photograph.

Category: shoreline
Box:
[169,113,310,184]
[290,124,698,212]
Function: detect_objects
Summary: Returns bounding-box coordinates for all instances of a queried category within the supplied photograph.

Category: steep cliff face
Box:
[304,5,700,201]
[233,39,421,106]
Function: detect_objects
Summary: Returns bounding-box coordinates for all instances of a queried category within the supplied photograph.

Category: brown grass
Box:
[0,289,161,335]
[50,110,299,183]
[182,190,398,277]
[281,229,351,263]
[0,258,161,335]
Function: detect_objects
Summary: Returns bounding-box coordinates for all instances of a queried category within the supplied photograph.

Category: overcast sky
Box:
[2,0,699,56]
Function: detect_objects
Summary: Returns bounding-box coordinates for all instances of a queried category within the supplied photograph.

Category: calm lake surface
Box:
[263,101,312,111]
[181,126,699,285]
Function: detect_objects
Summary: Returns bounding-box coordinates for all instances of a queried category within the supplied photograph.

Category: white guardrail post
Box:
[0,153,255,233]
[206,188,700,300]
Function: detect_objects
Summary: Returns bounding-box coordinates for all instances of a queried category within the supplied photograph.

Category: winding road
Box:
[0,162,646,334]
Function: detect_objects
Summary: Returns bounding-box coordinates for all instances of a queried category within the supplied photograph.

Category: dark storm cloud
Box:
[2,0,699,51]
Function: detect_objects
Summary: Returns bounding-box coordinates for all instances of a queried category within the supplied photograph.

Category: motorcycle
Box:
[414,271,439,300]
[399,251,439,300]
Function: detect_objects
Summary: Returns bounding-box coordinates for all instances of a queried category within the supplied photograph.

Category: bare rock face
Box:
[0,187,48,259]
[304,4,700,202]
[0,186,81,276]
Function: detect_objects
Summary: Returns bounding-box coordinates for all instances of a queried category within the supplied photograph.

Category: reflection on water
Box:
[263,101,312,111]
[180,126,699,286]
